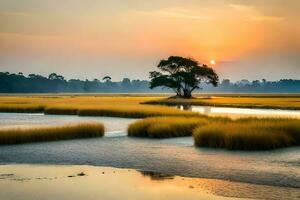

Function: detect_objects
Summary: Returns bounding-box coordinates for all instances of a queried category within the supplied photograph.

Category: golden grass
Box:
[1,95,300,149]
[2,94,300,118]
[44,106,79,115]
[143,96,300,110]
[0,95,201,118]
[0,104,45,113]
[0,95,163,107]
[128,117,209,138]
[44,105,200,118]
[77,105,200,118]
[127,116,300,150]
[0,123,105,145]
[28,101,199,118]
[193,118,300,150]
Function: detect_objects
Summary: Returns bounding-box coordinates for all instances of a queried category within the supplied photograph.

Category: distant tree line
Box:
[203,79,300,93]
[1,71,300,93]
[0,72,155,93]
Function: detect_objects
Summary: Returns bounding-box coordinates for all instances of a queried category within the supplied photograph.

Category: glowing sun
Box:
[210,59,216,65]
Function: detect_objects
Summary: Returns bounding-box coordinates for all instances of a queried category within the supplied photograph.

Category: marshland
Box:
[2,0,300,198]
[0,94,299,200]
[0,110,299,200]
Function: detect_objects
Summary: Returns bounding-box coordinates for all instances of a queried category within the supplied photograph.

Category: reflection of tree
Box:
[139,170,174,181]
[176,105,192,110]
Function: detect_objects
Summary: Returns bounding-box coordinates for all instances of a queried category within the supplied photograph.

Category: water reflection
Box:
[0,113,135,136]
[0,165,235,200]
[179,105,300,118]
[0,113,299,197]
[139,170,174,181]
[176,105,192,110]
[1,164,299,200]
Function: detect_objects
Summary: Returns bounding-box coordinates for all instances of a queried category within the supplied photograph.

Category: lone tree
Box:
[149,56,218,98]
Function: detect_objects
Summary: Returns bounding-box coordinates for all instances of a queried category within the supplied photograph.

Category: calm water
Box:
[180,105,300,118]
[0,113,135,137]
[0,113,299,199]
[0,165,260,200]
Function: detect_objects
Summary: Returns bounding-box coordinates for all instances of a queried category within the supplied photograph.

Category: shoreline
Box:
[142,100,300,111]
[0,164,299,200]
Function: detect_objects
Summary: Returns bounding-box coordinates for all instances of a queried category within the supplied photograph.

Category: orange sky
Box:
[0,0,299,80]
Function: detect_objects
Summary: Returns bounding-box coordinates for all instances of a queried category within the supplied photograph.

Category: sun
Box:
[210,59,216,65]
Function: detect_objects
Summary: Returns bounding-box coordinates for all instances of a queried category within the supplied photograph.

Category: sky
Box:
[0,0,299,81]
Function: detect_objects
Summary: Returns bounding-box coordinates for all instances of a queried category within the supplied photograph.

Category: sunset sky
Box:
[0,0,299,81]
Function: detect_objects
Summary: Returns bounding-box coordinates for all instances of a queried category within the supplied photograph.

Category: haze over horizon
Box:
[0,0,299,81]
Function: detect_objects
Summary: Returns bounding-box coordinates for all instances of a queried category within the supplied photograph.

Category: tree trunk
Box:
[183,89,192,98]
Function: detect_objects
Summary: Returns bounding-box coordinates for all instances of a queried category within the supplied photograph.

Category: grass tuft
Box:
[128,117,209,138]
[0,123,105,145]
[193,118,300,150]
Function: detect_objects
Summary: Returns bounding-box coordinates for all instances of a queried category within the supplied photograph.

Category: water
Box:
[179,105,300,118]
[0,113,299,199]
[0,112,135,137]
[0,165,260,200]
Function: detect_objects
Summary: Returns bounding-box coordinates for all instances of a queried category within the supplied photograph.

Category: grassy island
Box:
[128,116,300,150]
[142,94,300,110]
[0,123,105,145]
[193,118,300,150]
[128,117,226,138]
[0,95,200,118]
[1,95,300,150]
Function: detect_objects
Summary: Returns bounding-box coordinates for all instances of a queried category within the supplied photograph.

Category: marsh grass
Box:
[0,96,201,118]
[0,104,45,113]
[128,116,300,150]
[128,117,209,138]
[43,105,200,118]
[193,118,300,150]
[0,123,105,145]
[78,106,200,118]
[143,96,300,110]
[44,106,79,115]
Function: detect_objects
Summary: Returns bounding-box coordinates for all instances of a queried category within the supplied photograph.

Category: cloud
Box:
[229,0,300,18]
[138,8,212,21]
[157,10,211,20]
[250,16,285,22]
[229,3,285,22]
[229,4,253,12]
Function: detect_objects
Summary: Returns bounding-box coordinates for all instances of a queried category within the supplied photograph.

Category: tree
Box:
[121,78,131,88]
[102,76,112,83]
[48,73,65,81]
[149,56,218,98]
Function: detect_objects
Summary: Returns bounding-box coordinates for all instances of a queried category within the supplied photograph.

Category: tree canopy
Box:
[149,56,219,98]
